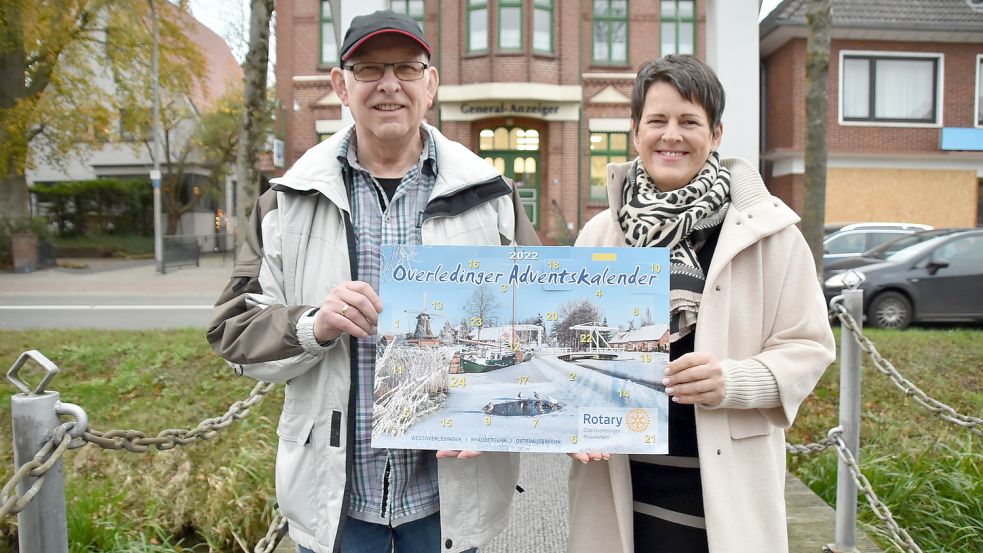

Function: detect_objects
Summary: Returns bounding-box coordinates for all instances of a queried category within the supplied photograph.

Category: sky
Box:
[760,0,784,21]
[188,0,250,62]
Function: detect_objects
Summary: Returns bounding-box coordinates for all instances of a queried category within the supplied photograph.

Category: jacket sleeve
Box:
[724,230,835,428]
[206,190,337,383]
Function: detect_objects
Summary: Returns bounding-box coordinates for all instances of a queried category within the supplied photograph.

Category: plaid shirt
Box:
[337,127,440,526]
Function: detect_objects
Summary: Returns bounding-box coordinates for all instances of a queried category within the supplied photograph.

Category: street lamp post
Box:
[149,0,164,274]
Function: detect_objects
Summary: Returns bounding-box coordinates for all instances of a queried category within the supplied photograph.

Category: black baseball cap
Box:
[339,10,431,62]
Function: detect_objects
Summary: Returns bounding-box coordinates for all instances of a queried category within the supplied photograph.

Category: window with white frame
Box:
[320,1,337,65]
[976,55,982,126]
[840,53,941,124]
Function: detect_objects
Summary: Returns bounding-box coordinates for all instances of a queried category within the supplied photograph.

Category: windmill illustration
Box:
[405,291,444,345]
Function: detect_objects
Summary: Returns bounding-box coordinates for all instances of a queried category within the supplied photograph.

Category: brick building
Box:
[275,0,760,243]
[760,0,983,228]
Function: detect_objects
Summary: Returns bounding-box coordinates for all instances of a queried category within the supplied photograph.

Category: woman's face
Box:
[632,81,723,191]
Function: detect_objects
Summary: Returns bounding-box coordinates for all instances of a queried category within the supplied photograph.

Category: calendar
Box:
[371,244,671,454]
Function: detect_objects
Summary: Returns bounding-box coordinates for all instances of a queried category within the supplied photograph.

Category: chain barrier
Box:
[254,510,289,553]
[1,381,277,522]
[0,422,76,519]
[81,381,277,452]
[787,429,924,553]
[826,428,924,553]
[830,302,983,436]
[785,438,835,455]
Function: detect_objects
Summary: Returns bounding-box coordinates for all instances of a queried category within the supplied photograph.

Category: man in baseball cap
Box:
[208,8,537,553]
[339,9,432,62]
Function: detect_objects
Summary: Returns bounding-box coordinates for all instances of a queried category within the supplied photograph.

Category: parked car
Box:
[823,229,983,329]
[824,228,965,275]
[823,222,934,266]
[823,222,931,236]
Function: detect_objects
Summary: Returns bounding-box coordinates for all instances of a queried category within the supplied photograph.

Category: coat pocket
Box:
[277,409,315,444]
[275,410,318,532]
[727,409,774,440]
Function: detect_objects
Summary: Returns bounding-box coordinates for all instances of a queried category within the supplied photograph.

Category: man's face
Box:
[330,34,438,145]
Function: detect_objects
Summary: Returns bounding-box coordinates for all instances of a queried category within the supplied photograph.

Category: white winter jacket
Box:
[208,124,538,553]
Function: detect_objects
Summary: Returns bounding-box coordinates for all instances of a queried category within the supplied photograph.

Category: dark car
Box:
[823,229,983,329]
[824,228,966,275]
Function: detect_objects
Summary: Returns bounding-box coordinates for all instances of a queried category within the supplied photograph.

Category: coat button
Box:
[715,285,721,291]
[445,539,453,549]
[747,214,754,219]
[717,449,722,455]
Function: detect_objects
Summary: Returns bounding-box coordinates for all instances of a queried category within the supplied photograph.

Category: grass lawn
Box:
[0,327,980,552]
[0,329,282,552]
[788,326,982,553]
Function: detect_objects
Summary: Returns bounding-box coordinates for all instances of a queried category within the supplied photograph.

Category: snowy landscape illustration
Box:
[371,244,672,454]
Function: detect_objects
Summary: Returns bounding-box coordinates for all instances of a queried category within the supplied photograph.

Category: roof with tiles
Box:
[761,0,983,35]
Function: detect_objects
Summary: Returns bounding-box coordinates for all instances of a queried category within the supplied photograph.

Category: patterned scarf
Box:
[618,152,731,342]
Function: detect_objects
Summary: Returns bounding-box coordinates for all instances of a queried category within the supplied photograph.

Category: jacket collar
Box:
[268,122,504,210]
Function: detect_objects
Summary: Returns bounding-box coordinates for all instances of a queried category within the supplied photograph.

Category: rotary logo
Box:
[625,408,651,433]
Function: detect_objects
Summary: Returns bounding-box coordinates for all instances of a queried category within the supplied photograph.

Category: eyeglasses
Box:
[342,61,429,82]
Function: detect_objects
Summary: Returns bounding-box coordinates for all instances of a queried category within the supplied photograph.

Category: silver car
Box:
[823,222,933,266]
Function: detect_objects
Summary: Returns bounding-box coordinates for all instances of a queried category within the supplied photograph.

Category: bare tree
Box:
[551,300,602,349]
[803,0,832,275]
[640,307,654,327]
[233,0,274,253]
[463,284,503,330]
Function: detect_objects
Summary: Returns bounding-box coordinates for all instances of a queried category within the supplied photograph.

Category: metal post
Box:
[11,391,69,553]
[150,0,164,274]
[832,288,863,552]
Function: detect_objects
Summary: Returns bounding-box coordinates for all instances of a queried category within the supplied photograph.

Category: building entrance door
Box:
[478,126,541,228]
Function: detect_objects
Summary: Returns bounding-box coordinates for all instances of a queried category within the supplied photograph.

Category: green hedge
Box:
[32,178,153,237]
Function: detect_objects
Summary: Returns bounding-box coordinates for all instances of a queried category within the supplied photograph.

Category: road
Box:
[0,294,215,329]
[0,256,230,329]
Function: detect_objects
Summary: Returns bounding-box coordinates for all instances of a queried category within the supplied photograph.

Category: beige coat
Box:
[567,158,835,553]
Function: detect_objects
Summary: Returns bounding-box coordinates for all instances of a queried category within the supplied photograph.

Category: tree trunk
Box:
[234,0,274,255]
[0,0,31,221]
[803,0,831,276]
[0,173,30,221]
[166,210,180,235]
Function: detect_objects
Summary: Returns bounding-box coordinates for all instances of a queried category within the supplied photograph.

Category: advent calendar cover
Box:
[371,244,671,454]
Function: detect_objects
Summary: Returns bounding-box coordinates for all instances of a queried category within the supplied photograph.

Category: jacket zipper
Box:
[333,168,358,553]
